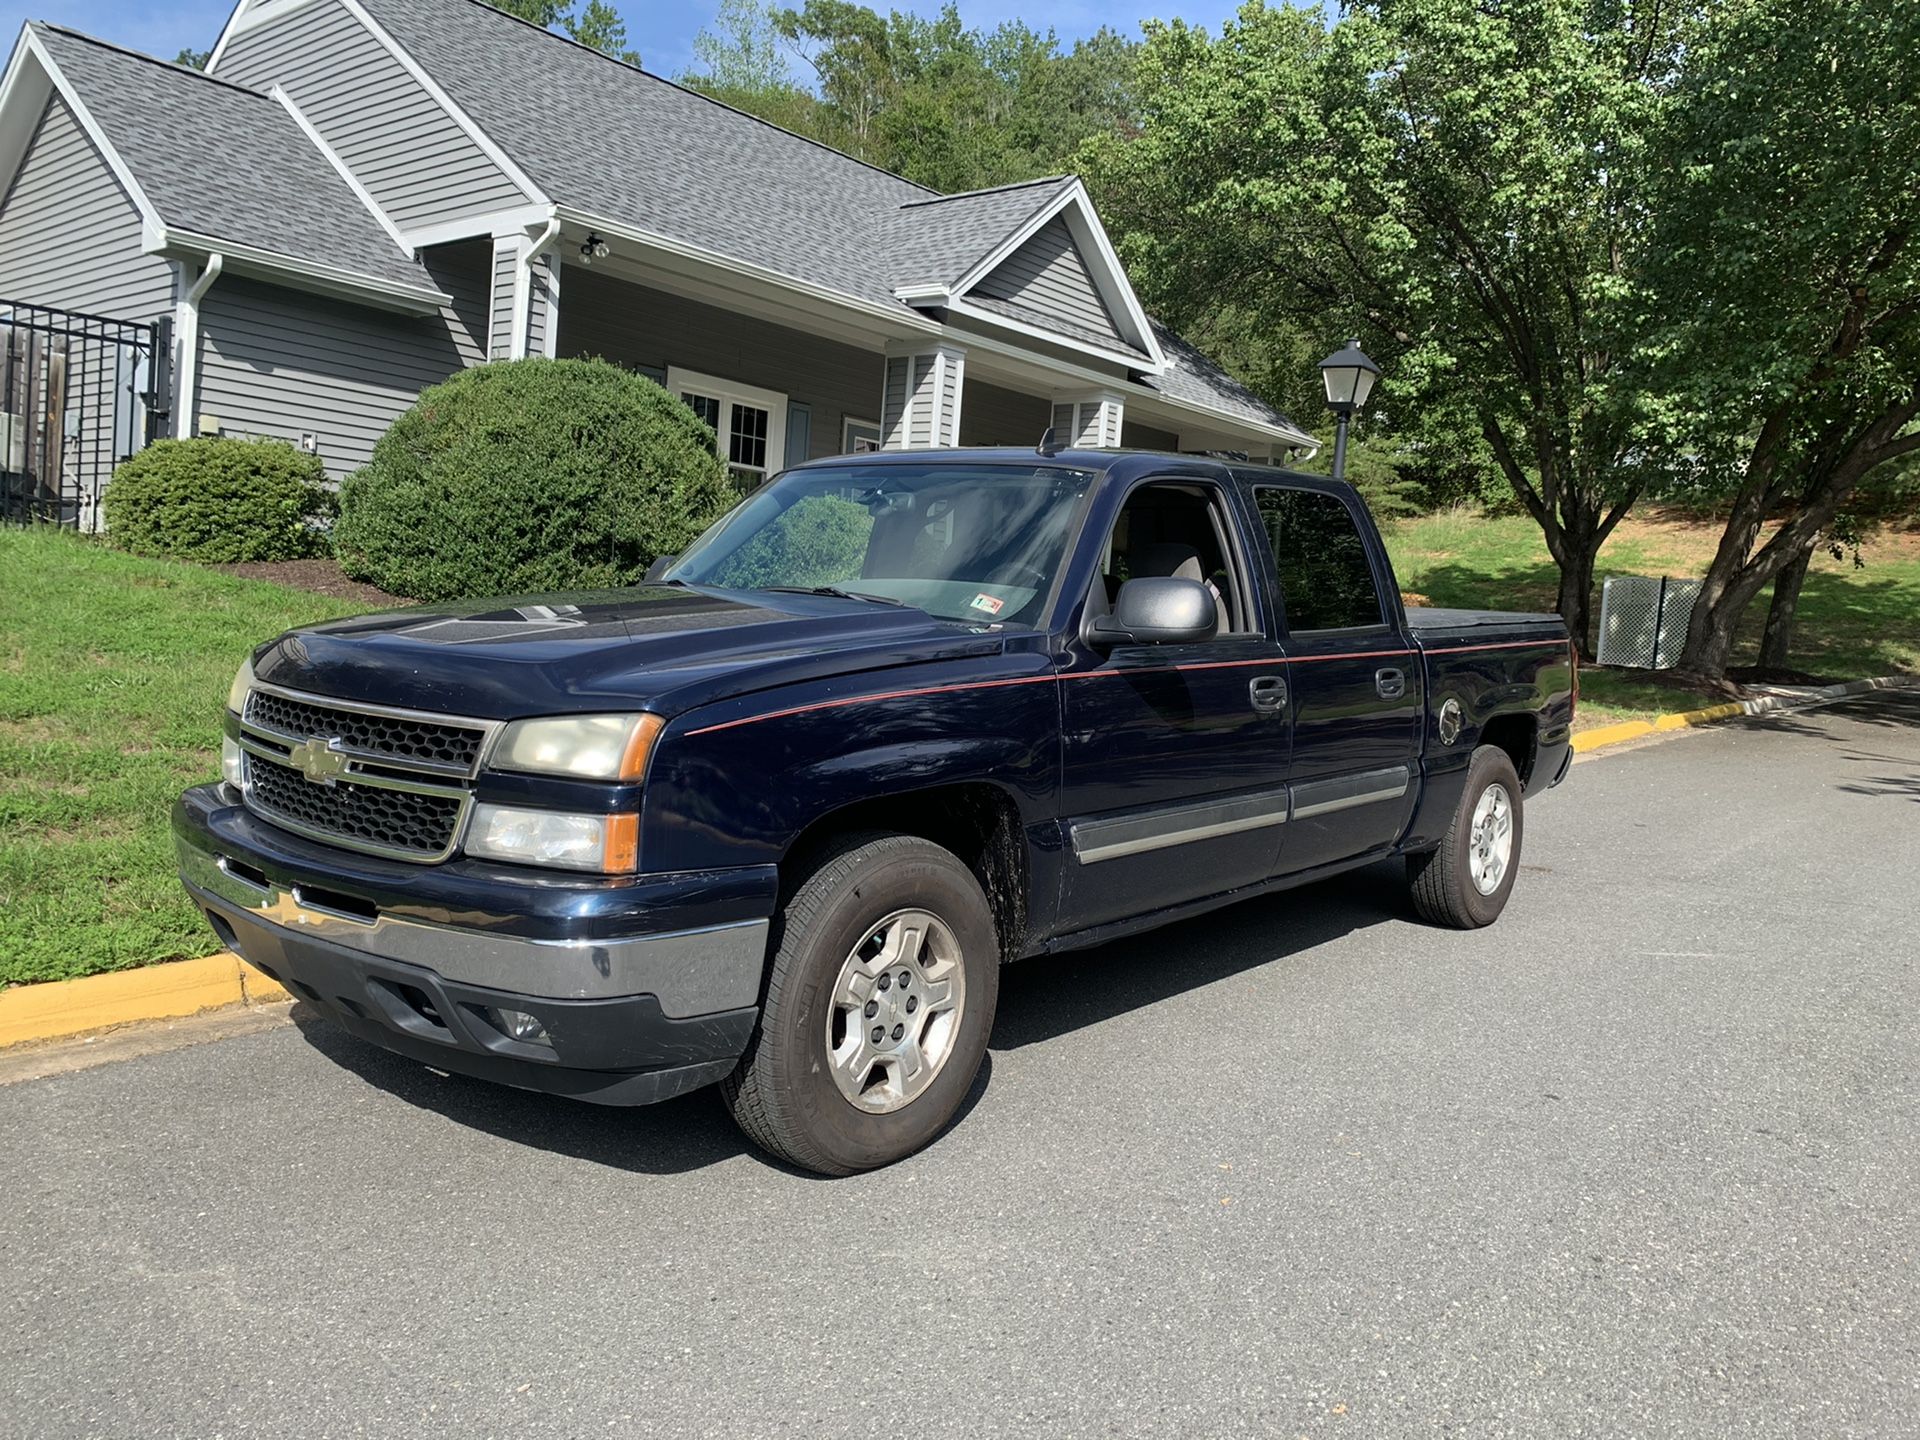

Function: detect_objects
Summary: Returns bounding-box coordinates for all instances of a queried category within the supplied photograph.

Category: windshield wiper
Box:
[761,585,906,607]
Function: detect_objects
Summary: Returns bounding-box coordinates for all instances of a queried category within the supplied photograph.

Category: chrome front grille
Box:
[236,684,497,863]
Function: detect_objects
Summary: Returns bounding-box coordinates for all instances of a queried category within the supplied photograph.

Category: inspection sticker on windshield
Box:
[969,593,1006,616]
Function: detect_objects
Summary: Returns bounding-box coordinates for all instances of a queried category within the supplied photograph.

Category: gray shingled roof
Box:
[33,25,432,295]
[353,0,1305,437]
[1143,324,1307,436]
[877,177,1074,290]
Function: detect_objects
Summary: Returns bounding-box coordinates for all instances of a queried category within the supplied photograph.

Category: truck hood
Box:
[250,585,1004,720]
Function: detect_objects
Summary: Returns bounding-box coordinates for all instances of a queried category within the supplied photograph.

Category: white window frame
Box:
[668,367,787,487]
[843,416,882,453]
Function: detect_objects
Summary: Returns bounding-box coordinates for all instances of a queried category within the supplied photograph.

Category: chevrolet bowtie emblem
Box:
[286,736,350,785]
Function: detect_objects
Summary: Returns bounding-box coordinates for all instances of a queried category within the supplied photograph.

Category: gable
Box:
[0,94,173,320]
[967,215,1123,351]
[213,0,530,234]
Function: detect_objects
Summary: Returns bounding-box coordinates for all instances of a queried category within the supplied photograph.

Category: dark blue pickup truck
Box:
[175,447,1573,1173]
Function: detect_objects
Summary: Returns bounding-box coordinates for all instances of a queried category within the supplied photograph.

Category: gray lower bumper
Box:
[176,836,768,1019]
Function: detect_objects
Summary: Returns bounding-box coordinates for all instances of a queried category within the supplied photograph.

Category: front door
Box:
[1247,480,1422,873]
[1056,478,1293,934]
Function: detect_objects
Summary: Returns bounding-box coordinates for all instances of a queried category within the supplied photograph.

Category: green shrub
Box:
[333,358,735,601]
[101,437,334,563]
[709,495,873,589]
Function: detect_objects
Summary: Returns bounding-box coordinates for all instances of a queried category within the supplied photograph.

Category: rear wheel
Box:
[721,833,1000,1175]
[1407,744,1524,929]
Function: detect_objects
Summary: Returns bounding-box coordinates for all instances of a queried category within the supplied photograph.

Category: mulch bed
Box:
[214,559,411,607]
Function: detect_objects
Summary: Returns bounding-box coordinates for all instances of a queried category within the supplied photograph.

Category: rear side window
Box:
[1253,487,1383,632]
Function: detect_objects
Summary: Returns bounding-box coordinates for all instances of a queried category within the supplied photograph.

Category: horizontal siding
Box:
[0,97,174,321]
[908,354,935,447]
[526,252,554,358]
[959,378,1052,449]
[193,252,486,477]
[559,269,886,461]
[215,0,526,232]
[937,354,960,446]
[881,356,910,449]
[972,216,1122,347]
[487,236,517,359]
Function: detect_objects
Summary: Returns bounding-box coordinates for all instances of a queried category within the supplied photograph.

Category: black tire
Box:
[1407,745,1525,929]
[721,833,1001,1175]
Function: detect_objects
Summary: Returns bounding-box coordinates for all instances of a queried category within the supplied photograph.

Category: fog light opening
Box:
[485,1006,552,1047]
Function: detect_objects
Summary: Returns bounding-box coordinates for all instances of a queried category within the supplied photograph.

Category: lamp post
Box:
[1318,339,1380,483]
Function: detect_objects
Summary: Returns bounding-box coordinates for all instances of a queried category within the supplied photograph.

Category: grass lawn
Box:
[1385,509,1920,724]
[1,529,368,986]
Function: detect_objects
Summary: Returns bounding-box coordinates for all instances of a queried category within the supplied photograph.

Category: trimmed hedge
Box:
[101,437,335,563]
[333,358,736,601]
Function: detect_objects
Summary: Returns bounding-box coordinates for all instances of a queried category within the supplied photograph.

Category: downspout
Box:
[173,253,223,439]
[512,217,563,360]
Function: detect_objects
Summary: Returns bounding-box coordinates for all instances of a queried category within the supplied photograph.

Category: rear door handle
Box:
[1249,675,1287,715]
[1375,667,1406,700]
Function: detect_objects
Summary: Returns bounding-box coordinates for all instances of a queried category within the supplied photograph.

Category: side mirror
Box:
[643,554,677,584]
[1084,576,1219,649]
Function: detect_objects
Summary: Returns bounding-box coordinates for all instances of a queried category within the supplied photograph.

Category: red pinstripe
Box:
[682,637,1561,737]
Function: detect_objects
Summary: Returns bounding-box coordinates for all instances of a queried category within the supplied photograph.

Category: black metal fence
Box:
[0,299,170,528]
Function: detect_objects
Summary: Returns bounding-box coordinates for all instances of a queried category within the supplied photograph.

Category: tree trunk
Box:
[1555,542,1597,660]
[1757,545,1813,673]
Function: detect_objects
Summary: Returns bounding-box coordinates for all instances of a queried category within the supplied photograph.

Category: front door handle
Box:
[1376,667,1407,700]
[1249,675,1287,715]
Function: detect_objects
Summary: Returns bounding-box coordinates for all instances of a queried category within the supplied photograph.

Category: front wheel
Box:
[1407,745,1524,929]
[721,833,1000,1175]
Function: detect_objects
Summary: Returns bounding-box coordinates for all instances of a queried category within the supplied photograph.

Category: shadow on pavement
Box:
[991,859,1403,1051]
[288,1002,999,1178]
[286,861,1404,1172]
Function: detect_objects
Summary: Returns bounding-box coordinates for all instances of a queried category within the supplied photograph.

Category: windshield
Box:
[666,462,1095,626]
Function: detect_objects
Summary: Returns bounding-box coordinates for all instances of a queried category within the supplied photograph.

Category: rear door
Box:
[1244,478,1422,873]
[1054,475,1293,934]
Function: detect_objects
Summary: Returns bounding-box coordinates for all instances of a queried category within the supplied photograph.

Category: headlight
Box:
[466,804,639,873]
[227,656,256,715]
[491,713,664,781]
[221,735,245,789]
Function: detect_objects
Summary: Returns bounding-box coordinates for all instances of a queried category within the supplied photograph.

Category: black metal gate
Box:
[1,299,171,528]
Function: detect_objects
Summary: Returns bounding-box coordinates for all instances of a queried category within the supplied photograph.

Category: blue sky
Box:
[3,1,1249,81]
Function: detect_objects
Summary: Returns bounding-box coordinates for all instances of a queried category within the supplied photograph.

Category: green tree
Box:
[1083,0,1691,654]
[683,0,1138,192]
[486,0,641,65]
[1647,0,1920,681]
[174,48,210,69]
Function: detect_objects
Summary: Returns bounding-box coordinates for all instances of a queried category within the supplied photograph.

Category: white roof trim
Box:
[554,204,945,336]
[402,204,553,251]
[270,83,415,258]
[4,28,169,240]
[940,293,1161,373]
[149,228,451,314]
[946,179,1166,371]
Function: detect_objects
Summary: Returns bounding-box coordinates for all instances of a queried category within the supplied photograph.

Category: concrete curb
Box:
[1571,674,1916,756]
[0,952,289,1050]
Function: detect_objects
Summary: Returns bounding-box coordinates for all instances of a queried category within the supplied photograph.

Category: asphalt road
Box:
[4,692,1917,1438]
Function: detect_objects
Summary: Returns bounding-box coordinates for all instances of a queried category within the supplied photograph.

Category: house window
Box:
[668,368,787,492]
[844,417,882,453]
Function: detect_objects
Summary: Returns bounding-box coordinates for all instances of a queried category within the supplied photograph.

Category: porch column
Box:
[1051,390,1125,448]
[487,227,561,361]
[880,341,967,448]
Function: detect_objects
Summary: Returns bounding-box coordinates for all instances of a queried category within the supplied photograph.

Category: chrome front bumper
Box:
[173,795,770,1020]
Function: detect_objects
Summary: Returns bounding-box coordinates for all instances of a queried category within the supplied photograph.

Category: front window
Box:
[670,367,786,492]
[667,463,1095,627]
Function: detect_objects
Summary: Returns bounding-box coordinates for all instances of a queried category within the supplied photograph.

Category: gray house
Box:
[0,0,1315,526]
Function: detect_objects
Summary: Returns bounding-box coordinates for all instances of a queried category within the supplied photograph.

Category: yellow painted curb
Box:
[0,952,289,1049]
[1571,720,1655,753]
[1653,701,1746,731]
